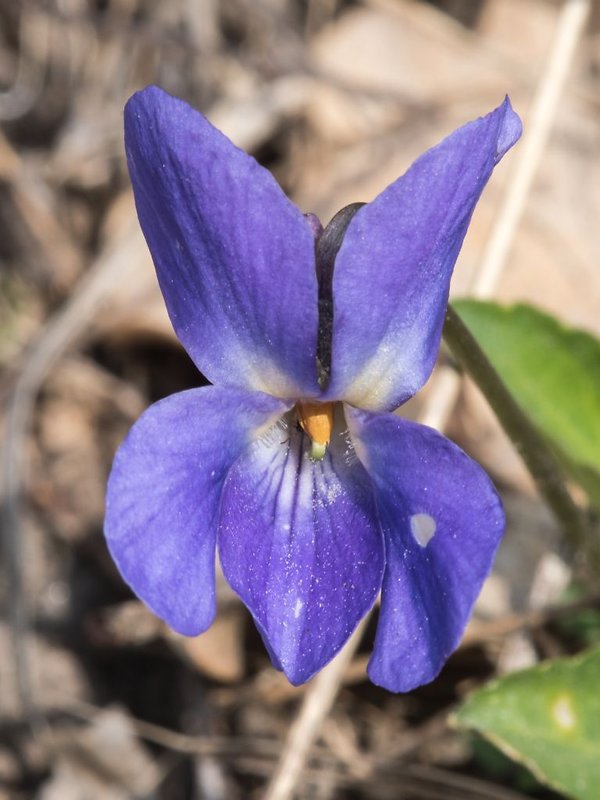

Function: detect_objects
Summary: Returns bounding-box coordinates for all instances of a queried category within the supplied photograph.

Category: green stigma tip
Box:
[310,441,327,461]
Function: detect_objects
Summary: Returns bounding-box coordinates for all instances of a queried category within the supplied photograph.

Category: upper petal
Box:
[347,407,505,692]
[125,86,320,398]
[104,386,288,636]
[326,98,521,410]
[218,410,384,684]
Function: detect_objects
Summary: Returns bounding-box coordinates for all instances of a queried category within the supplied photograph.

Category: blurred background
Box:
[1,1,600,798]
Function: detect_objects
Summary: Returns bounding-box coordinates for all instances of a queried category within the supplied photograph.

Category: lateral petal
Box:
[218,412,384,684]
[326,98,521,410]
[347,407,505,692]
[125,86,320,398]
[104,386,288,636]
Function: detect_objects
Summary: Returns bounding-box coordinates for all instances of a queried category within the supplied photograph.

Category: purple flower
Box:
[104,86,521,692]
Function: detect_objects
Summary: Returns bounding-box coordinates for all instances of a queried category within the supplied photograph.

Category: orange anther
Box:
[296,401,334,447]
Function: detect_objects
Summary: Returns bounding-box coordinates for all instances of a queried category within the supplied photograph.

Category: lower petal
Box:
[347,407,505,692]
[218,411,384,684]
[104,386,288,636]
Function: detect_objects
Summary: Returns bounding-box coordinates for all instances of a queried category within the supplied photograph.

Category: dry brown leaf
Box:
[170,607,247,684]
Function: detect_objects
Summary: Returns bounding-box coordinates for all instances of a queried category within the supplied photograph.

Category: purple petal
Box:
[104,387,288,636]
[125,86,320,398]
[218,411,384,684]
[326,98,521,410]
[347,407,505,692]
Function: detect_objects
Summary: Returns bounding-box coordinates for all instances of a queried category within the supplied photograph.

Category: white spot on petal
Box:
[293,598,304,619]
[410,513,436,547]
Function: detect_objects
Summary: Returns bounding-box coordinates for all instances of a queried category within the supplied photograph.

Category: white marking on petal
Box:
[293,598,304,619]
[341,335,429,410]
[238,356,307,399]
[410,513,436,547]
[277,451,298,513]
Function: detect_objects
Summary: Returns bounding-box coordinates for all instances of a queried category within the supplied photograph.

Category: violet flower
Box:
[105,86,521,692]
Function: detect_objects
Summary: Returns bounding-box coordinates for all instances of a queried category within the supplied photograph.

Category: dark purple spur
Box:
[104,86,521,692]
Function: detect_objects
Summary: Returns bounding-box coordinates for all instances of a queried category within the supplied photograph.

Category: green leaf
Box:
[453,301,600,507]
[453,647,600,800]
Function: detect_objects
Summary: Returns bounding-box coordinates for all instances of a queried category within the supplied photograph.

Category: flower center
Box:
[296,401,335,461]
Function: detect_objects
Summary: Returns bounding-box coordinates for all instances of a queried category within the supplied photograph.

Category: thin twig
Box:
[471,0,591,299]
[60,699,284,759]
[61,697,533,800]
[0,6,49,121]
[254,756,534,800]
[0,129,83,287]
[262,616,369,800]
[463,592,600,646]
